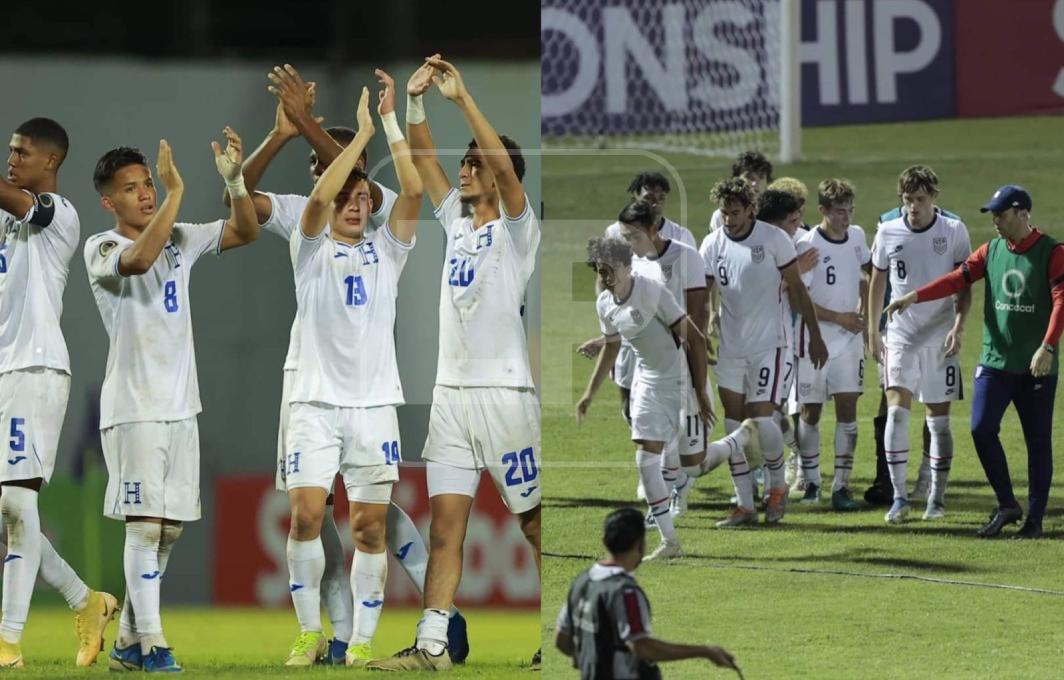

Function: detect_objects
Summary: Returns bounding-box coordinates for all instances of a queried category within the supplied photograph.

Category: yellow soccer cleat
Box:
[345,642,373,668]
[0,640,24,668]
[364,644,453,672]
[285,631,326,667]
[74,590,119,667]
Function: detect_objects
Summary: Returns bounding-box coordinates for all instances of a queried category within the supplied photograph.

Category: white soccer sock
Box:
[287,536,325,633]
[123,522,166,653]
[724,420,755,510]
[756,416,786,489]
[832,421,858,492]
[0,487,42,644]
[926,416,953,504]
[416,608,449,655]
[636,449,675,541]
[38,536,90,611]
[779,412,799,454]
[797,418,822,486]
[885,406,911,500]
[320,509,353,643]
[700,425,749,477]
[386,504,460,619]
[118,523,181,649]
[349,549,387,646]
[660,439,687,492]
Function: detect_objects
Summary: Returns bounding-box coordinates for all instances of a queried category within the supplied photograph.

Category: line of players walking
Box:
[577,152,1060,560]
[0,56,540,672]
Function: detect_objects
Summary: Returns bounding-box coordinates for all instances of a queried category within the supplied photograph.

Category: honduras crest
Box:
[751,245,765,263]
[933,237,947,255]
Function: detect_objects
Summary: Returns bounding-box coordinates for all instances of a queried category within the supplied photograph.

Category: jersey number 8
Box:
[164,280,179,313]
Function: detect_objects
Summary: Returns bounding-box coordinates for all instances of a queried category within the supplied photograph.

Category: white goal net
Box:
[541,0,800,160]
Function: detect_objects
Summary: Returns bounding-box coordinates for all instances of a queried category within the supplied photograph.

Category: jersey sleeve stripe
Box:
[502,194,532,222]
[381,222,415,251]
[431,188,459,218]
[777,256,797,271]
[622,589,646,636]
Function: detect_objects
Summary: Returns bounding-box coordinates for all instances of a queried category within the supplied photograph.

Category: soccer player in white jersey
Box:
[793,179,871,511]
[707,151,773,234]
[84,130,260,672]
[701,178,828,528]
[282,81,422,668]
[868,166,971,523]
[576,237,761,559]
[610,200,713,516]
[366,57,540,672]
[239,66,468,664]
[0,118,119,669]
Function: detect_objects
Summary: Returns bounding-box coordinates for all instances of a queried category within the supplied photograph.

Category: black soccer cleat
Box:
[976,505,1023,538]
[863,482,893,507]
[1012,519,1044,540]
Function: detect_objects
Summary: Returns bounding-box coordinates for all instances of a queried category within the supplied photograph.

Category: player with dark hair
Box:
[244,64,468,664]
[886,185,1062,538]
[555,507,739,679]
[701,178,827,528]
[708,151,775,233]
[85,129,259,673]
[868,165,971,523]
[367,56,540,671]
[0,117,119,669]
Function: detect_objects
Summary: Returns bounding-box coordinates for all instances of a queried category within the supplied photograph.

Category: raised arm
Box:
[376,69,422,244]
[0,178,34,219]
[118,140,182,276]
[428,56,525,218]
[213,127,260,251]
[300,87,375,239]
[405,58,452,207]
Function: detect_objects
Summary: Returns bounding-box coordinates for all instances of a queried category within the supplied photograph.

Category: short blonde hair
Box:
[768,177,808,204]
[817,178,856,209]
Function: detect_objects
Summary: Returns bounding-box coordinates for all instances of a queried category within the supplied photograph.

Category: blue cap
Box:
[980,185,1032,213]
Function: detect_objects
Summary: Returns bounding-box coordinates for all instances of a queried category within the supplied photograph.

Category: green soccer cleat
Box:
[345,642,373,668]
[831,488,859,512]
[285,631,326,667]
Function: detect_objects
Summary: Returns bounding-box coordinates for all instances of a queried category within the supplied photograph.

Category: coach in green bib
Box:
[886,185,1063,539]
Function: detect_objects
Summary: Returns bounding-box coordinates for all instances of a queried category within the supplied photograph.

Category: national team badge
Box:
[799,383,812,397]
[933,237,947,255]
[661,264,673,281]
[854,245,863,258]
[751,245,765,263]
[630,309,644,326]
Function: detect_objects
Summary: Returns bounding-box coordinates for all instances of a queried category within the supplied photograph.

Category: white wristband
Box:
[406,94,426,125]
[381,111,404,144]
[226,176,248,200]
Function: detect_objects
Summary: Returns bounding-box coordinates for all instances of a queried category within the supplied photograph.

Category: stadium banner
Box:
[954,0,1064,117]
[541,0,784,136]
[213,467,539,608]
[800,0,955,125]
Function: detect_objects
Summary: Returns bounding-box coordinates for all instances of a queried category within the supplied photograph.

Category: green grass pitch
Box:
[540,116,1064,679]
[14,607,537,677]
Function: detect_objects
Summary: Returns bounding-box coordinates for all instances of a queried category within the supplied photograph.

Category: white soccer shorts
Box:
[422,385,541,514]
[630,379,704,456]
[102,417,201,521]
[883,342,963,404]
[285,402,401,495]
[716,347,789,404]
[0,368,70,484]
[794,334,866,404]
[273,369,294,492]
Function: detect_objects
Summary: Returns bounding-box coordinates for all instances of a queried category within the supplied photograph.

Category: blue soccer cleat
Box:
[143,646,182,673]
[447,612,469,664]
[321,638,348,665]
[108,642,143,672]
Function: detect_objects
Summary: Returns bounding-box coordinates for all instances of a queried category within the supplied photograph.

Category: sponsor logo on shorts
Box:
[141,571,161,580]
[751,246,765,263]
[519,486,539,498]
[945,388,955,396]
[798,383,812,397]
[6,456,25,465]
[756,388,767,396]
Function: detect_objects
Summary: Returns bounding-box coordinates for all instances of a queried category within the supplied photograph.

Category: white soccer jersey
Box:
[597,275,685,388]
[85,221,224,429]
[261,187,397,370]
[289,224,411,407]
[605,217,695,250]
[796,225,871,356]
[0,192,79,375]
[434,189,539,388]
[700,220,797,359]
[871,213,971,348]
[780,228,814,351]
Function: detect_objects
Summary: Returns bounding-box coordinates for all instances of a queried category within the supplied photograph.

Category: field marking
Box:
[544,551,1064,597]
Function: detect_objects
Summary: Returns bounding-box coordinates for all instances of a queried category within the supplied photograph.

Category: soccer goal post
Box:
[542,0,802,162]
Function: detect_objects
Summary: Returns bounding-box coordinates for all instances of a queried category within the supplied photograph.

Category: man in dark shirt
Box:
[555,508,739,679]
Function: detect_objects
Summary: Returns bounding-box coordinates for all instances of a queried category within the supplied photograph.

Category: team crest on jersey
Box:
[629,309,644,326]
[357,241,379,265]
[660,264,673,280]
[854,245,863,258]
[798,382,812,397]
[99,240,118,257]
[164,243,182,268]
[476,225,494,250]
[751,246,765,263]
[933,237,947,255]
